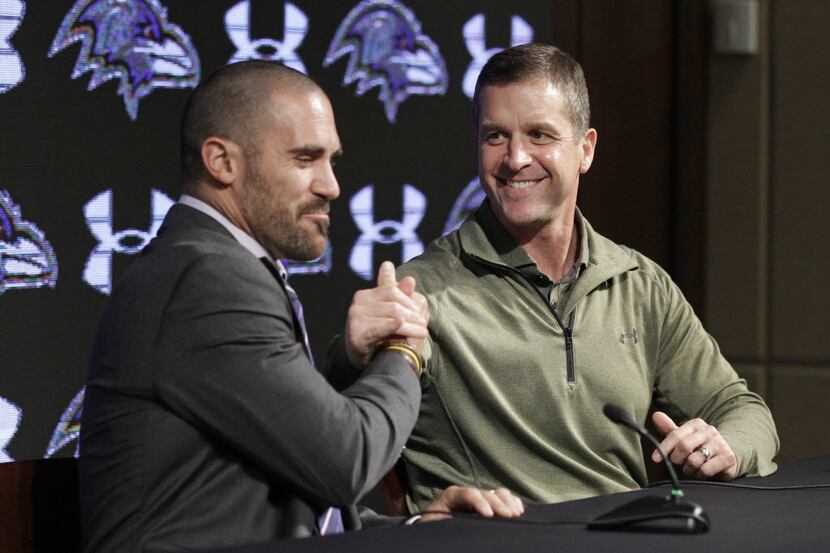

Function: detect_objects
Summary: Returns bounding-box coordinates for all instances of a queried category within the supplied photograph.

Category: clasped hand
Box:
[344,261,429,367]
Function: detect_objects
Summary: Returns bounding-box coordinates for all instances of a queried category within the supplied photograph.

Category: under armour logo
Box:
[0,396,22,462]
[349,184,426,280]
[0,0,26,94]
[225,0,308,72]
[83,189,174,295]
[619,328,639,344]
[462,13,533,99]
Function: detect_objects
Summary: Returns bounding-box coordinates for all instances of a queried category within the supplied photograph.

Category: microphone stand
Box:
[587,404,710,533]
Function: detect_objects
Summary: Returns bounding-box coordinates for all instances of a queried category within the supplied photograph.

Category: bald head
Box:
[180,61,322,190]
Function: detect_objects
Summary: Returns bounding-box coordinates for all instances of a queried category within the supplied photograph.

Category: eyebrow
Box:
[288,145,324,157]
[287,145,344,161]
[477,122,504,135]
[478,121,565,136]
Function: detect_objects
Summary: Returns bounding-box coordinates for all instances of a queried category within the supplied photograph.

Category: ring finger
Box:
[683,445,713,477]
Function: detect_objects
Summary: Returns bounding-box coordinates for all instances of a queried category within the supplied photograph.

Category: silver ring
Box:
[696,447,711,461]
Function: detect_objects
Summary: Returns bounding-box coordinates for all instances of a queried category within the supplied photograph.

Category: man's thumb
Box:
[376,260,397,288]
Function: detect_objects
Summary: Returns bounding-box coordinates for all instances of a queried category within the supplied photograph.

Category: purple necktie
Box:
[318,505,344,535]
[280,273,315,366]
[260,259,343,534]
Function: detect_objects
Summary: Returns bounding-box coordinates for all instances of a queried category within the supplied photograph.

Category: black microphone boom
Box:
[587,403,710,533]
[601,404,684,494]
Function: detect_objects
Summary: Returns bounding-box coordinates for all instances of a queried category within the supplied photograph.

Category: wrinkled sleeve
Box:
[653,270,779,477]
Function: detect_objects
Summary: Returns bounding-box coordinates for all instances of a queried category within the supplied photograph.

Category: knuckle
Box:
[677,437,696,454]
[390,304,406,323]
[698,464,715,478]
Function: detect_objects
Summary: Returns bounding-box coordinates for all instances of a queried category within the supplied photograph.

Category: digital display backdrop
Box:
[0,0,556,462]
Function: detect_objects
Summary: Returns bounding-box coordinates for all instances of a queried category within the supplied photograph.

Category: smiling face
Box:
[239,87,342,261]
[477,78,596,239]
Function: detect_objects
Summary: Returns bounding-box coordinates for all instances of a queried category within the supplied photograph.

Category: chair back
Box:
[0,458,80,553]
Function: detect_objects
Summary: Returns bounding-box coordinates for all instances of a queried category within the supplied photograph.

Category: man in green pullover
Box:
[386,43,779,512]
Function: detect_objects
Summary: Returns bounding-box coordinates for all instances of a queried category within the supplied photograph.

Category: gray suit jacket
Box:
[80,204,420,552]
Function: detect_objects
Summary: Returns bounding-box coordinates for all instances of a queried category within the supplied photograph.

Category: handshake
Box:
[342,260,524,521]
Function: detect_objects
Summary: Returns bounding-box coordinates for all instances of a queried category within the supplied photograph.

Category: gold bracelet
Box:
[378,343,422,378]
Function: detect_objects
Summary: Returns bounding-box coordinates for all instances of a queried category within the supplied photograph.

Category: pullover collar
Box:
[457,200,639,318]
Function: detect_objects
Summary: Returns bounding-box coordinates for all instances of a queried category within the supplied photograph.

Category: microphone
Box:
[601,404,684,497]
[587,403,710,533]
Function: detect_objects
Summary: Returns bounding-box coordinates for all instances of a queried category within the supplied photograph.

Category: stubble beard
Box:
[241,170,330,262]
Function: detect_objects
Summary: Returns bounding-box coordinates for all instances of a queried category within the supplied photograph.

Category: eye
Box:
[529,129,552,142]
[481,131,506,145]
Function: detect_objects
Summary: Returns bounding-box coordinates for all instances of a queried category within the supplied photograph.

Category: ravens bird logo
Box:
[0,190,58,295]
[46,387,85,458]
[324,0,447,123]
[49,0,200,120]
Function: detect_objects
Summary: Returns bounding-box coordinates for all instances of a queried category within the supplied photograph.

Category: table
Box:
[206,454,830,553]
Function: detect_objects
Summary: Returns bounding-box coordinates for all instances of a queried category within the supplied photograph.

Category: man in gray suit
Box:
[80,61,522,553]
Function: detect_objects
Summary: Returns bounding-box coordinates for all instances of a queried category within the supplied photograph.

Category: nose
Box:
[504,138,532,172]
[314,163,340,201]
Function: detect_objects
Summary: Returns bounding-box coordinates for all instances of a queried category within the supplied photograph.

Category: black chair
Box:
[0,458,80,553]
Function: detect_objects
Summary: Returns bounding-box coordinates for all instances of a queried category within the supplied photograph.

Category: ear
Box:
[578,128,598,174]
[200,136,244,188]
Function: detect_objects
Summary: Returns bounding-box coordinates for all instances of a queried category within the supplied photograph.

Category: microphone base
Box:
[587,494,710,533]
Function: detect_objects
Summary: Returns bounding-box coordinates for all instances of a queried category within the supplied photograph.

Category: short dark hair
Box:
[473,43,591,134]
[180,60,319,187]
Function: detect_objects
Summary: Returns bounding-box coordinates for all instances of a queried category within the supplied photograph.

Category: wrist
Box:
[374,339,423,378]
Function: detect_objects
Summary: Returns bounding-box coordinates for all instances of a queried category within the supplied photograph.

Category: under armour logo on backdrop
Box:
[0,396,22,462]
[461,13,533,99]
[83,188,174,294]
[0,0,26,94]
[224,0,308,72]
[349,184,426,280]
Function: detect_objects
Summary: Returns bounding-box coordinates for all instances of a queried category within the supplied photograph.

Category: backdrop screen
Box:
[0,0,555,461]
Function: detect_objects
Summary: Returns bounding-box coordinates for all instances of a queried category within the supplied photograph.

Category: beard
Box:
[240,168,330,261]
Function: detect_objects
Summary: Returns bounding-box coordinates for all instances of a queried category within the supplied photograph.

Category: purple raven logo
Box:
[324,0,447,123]
[46,387,84,458]
[49,0,200,120]
[443,177,485,236]
[0,190,58,295]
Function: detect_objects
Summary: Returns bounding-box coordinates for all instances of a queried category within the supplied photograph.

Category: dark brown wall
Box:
[556,0,830,462]
[703,0,830,462]
[554,1,677,279]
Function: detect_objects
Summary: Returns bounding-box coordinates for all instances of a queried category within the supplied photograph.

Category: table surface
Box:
[206,454,830,553]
